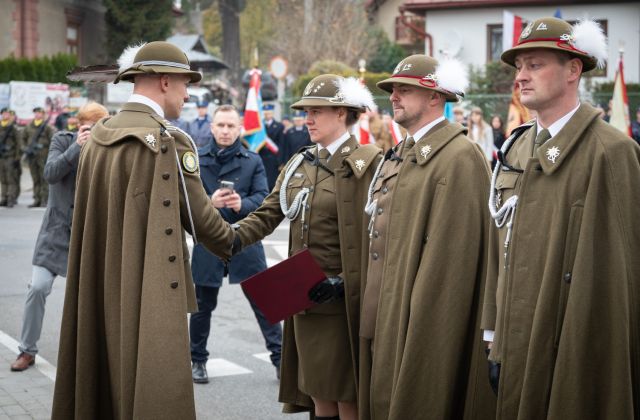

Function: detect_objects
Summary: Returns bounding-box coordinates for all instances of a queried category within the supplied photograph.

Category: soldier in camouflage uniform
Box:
[22,107,54,207]
[0,108,20,207]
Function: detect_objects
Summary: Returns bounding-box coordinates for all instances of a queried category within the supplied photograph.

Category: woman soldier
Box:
[233,74,381,420]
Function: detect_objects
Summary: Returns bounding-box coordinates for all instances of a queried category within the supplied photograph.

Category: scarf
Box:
[211,139,242,165]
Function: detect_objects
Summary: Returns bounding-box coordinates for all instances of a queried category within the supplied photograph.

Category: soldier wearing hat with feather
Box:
[233,74,382,420]
[483,17,640,420]
[359,54,497,420]
[51,41,235,420]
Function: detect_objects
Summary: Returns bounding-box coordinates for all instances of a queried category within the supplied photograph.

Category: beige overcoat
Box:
[362,120,497,420]
[236,136,381,413]
[51,103,234,420]
[483,103,640,420]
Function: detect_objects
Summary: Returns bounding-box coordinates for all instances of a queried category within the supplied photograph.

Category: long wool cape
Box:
[362,121,497,420]
[483,103,640,420]
[51,104,234,420]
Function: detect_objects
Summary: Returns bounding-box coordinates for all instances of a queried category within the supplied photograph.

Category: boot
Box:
[28,201,40,208]
[192,361,209,384]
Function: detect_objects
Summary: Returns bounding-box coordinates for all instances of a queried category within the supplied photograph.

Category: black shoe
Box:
[28,201,40,208]
[0,199,7,206]
[192,361,209,384]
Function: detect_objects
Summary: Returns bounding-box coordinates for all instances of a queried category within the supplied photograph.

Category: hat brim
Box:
[114,65,202,84]
[376,77,460,102]
[501,42,597,72]
[291,97,365,112]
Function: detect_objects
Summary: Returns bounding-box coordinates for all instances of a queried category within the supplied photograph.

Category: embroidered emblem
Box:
[546,146,560,163]
[420,145,432,158]
[304,82,314,96]
[521,22,534,39]
[341,146,351,153]
[355,159,366,171]
[182,151,198,173]
[536,22,548,31]
[145,133,156,147]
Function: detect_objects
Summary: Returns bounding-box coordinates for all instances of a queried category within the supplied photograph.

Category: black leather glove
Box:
[230,224,242,256]
[308,276,344,304]
[486,347,500,396]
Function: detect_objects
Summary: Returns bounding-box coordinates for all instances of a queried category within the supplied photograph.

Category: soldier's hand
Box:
[211,188,232,208]
[76,125,92,147]
[308,276,344,304]
[225,192,242,213]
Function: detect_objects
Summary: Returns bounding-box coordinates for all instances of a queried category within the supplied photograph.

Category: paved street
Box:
[0,170,306,419]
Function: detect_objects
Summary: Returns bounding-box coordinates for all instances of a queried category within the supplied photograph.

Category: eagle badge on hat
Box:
[145,133,156,148]
[521,22,534,39]
[182,151,198,173]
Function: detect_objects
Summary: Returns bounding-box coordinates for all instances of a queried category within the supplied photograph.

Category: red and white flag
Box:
[355,115,375,145]
[503,11,523,52]
[389,119,403,145]
[610,53,632,137]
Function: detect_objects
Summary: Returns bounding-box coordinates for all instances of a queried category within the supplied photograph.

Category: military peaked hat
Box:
[501,17,608,72]
[291,74,375,112]
[32,107,44,113]
[114,41,202,84]
[377,55,467,102]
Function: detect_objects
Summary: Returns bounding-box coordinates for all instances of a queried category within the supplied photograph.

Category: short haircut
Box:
[213,104,239,118]
[77,102,109,124]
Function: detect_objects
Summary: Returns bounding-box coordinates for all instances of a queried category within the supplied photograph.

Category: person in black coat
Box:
[280,110,312,166]
[260,104,284,191]
[189,104,283,384]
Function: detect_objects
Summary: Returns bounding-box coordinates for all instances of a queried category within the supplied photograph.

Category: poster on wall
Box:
[0,84,10,110]
[9,81,69,124]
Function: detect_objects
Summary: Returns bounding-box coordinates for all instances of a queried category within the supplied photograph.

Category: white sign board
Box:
[9,81,69,124]
[107,82,134,105]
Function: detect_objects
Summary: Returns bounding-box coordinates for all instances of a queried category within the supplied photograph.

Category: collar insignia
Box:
[341,146,351,153]
[546,146,560,163]
[420,145,432,158]
[145,133,156,147]
[355,159,365,171]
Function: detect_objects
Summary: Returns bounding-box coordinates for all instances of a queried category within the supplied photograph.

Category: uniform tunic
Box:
[360,119,496,420]
[236,135,380,409]
[483,103,640,420]
[52,102,235,420]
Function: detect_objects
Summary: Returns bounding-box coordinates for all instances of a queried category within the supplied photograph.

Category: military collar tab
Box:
[535,104,600,175]
[414,120,461,166]
[91,118,161,153]
[344,144,380,179]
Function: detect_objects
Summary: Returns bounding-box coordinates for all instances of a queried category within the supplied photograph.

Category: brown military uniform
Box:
[22,120,54,205]
[0,120,20,205]
[236,136,381,409]
[52,103,235,420]
[483,103,640,420]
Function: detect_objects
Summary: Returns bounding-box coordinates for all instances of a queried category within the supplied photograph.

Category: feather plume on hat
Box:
[118,42,146,72]
[336,77,376,110]
[571,19,608,69]
[434,58,469,98]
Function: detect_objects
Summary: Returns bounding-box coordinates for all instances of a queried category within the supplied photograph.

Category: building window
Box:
[487,24,503,63]
[67,25,78,55]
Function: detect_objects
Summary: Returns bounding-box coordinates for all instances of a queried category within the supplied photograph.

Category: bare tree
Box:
[267,0,375,76]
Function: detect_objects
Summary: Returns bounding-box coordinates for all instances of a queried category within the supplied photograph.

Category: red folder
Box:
[240,249,326,324]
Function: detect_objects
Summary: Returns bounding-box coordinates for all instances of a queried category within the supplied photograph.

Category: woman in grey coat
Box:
[10,102,109,371]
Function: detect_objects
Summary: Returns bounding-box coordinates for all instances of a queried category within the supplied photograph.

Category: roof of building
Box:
[166,34,228,70]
